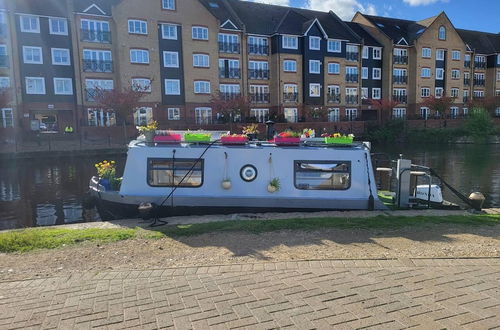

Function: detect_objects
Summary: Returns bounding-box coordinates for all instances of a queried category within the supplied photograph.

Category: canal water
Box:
[0,144,499,230]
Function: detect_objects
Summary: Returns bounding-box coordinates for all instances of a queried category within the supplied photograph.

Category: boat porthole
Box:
[240,165,258,182]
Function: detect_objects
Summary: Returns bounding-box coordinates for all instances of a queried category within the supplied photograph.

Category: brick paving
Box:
[0,258,499,329]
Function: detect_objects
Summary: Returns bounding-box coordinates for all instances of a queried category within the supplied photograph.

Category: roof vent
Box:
[377,23,384,28]
[209,2,219,7]
[416,28,425,34]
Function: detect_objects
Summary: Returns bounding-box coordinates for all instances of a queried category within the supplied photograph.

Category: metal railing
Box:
[220,92,241,101]
[464,78,470,86]
[464,60,471,68]
[248,44,269,55]
[393,55,408,64]
[463,96,469,103]
[392,95,407,104]
[218,42,240,54]
[249,93,270,103]
[474,61,486,69]
[219,68,241,79]
[345,95,358,104]
[327,93,341,103]
[283,92,298,103]
[248,69,269,80]
[82,60,113,73]
[81,29,111,43]
[85,88,98,102]
[393,75,407,84]
[346,52,358,61]
[345,74,358,83]
[473,78,485,86]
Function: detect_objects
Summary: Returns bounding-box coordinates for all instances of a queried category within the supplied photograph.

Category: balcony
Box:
[464,78,470,86]
[474,95,485,99]
[250,92,270,103]
[464,60,471,68]
[392,95,407,104]
[463,96,469,103]
[81,29,111,43]
[346,52,358,61]
[393,55,408,65]
[85,88,98,102]
[248,69,269,80]
[82,60,113,73]
[327,93,341,104]
[220,92,241,101]
[345,95,358,104]
[283,92,298,103]
[248,44,269,55]
[218,42,240,54]
[393,75,407,85]
[0,54,8,68]
[219,68,241,79]
[345,74,358,83]
[474,78,485,86]
[474,61,486,69]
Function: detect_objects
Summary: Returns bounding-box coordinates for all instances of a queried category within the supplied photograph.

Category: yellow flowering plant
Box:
[95,160,122,190]
[136,120,158,134]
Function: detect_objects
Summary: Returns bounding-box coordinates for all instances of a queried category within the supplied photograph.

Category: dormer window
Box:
[438,26,446,40]
[309,36,320,50]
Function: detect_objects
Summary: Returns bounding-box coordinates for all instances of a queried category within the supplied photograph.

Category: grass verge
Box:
[1,214,498,253]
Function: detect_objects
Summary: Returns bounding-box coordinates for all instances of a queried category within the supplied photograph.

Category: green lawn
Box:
[1,214,498,253]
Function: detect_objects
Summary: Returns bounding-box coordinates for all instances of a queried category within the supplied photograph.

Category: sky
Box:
[248,0,500,33]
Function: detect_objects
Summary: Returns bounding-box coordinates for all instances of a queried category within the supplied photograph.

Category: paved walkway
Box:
[1,258,499,329]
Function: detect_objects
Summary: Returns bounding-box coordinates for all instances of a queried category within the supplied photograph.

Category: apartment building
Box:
[0,0,498,134]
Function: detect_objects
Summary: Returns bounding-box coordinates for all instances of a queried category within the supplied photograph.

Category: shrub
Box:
[465,108,495,143]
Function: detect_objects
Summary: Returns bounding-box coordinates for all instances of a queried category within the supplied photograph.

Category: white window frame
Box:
[452,50,461,60]
[436,49,445,61]
[373,47,382,60]
[163,51,178,68]
[421,68,431,78]
[309,83,321,97]
[450,88,459,98]
[0,77,10,88]
[497,54,500,65]
[194,81,210,94]
[328,62,339,74]
[438,26,446,40]
[193,54,209,68]
[283,60,297,72]
[393,108,406,119]
[0,108,13,128]
[328,108,340,122]
[53,78,73,95]
[422,47,431,58]
[195,107,212,125]
[420,107,430,120]
[51,48,70,66]
[192,26,208,40]
[161,24,177,40]
[361,87,368,100]
[372,88,381,99]
[23,46,43,64]
[162,0,175,10]
[362,67,368,79]
[49,18,68,36]
[435,87,444,97]
[250,108,269,123]
[362,46,369,59]
[165,79,180,95]
[436,68,444,80]
[20,15,40,33]
[327,39,341,53]
[309,60,320,74]
[168,108,180,120]
[421,88,430,97]
[497,71,500,81]
[282,35,298,50]
[346,108,358,121]
[309,36,320,50]
[284,108,298,123]
[219,84,240,94]
[25,77,46,95]
[131,78,152,92]
[128,19,148,35]
[451,69,460,79]
[134,107,153,126]
[372,68,381,80]
[130,49,149,64]
[450,106,459,118]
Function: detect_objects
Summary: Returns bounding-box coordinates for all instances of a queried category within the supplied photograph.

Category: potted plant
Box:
[220,133,248,145]
[301,128,316,138]
[268,177,280,193]
[95,160,121,191]
[274,131,301,145]
[322,133,354,144]
[184,131,212,143]
[154,130,182,143]
[242,124,259,141]
[137,120,158,143]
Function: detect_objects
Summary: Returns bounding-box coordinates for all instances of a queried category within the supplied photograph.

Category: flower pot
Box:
[324,136,353,144]
[144,131,155,143]
[267,184,277,193]
[274,136,300,146]
[99,178,110,191]
[221,180,232,190]
[246,133,258,141]
[221,136,248,145]
[184,133,211,143]
[154,134,181,143]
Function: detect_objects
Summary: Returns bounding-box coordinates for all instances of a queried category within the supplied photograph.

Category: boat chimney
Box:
[265,120,275,140]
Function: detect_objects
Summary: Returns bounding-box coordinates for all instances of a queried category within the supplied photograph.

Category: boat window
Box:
[294,161,350,190]
[148,158,203,187]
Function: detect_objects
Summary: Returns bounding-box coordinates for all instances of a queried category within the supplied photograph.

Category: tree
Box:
[307,106,328,121]
[209,92,250,124]
[422,94,455,118]
[467,96,500,116]
[368,98,399,124]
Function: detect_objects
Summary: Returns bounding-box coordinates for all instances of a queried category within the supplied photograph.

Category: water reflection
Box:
[0,144,498,230]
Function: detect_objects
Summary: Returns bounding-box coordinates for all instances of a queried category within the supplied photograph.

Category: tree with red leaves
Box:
[421,94,455,118]
[467,96,500,115]
[93,86,147,126]
[368,98,399,124]
[209,92,250,124]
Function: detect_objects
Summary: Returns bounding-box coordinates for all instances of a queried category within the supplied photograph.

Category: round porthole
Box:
[240,165,258,182]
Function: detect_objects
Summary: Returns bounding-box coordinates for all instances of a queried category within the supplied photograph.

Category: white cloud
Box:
[307,0,377,20]
[403,0,447,6]
[250,0,290,6]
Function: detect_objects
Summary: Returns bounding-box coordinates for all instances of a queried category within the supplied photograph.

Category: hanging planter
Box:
[267,177,280,193]
[221,152,231,190]
[221,179,232,190]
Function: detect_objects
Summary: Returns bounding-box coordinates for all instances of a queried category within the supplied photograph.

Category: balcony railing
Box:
[248,44,269,55]
[474,61,486,69]
[345,74,358,83]
[248,69,269,80]
[283,92,298,103]
[82,59,113,73]
[393,75,407,85]
[346,52,358,61]
[219,68,241,79]
[85,88,98,102]
[393,55,408,64]
[218,42,240,54]
[392,95,407,104]
[463,96,469,103]
[327,93,341,104]
[464,78,470,86]
[474,78,485,86]
[0,55,8,68]
[464,60,471,68]
[81,29,111,43]
[473,95,485,99]
[345,95,358,104]
[220,92,241,101]
[249,92,270,103]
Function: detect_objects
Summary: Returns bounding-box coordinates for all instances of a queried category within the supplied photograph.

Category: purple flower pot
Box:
[99,178,110,191]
